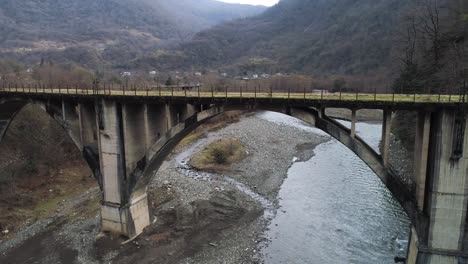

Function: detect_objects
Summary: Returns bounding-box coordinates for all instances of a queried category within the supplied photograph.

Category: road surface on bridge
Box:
[0,87,466,104]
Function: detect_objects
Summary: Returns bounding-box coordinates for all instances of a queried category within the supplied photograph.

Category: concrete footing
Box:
[101,193,150,238]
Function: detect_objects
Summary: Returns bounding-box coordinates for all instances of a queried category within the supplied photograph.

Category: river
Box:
[257,112,411,264]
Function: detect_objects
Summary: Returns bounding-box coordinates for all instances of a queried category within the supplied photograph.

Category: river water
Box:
[257,112,411,264]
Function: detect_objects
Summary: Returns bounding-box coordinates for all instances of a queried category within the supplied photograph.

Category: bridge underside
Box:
[0,95,467,263]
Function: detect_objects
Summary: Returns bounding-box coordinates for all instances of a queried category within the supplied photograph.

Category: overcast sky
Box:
[217,0,279,6]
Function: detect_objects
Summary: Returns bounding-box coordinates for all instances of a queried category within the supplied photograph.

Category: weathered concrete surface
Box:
[122,103,146,176]
[97,100,151,237]
[407,110,468,263]
[144,104,166,150]
[426,111,468,261]
[381,110,392,167]
[128,193,150,236]
[290,107,316,126]
[79,103,97,147]
[97,100,125,206]
[407,227,419,264]
[61,101,82,149]
[351,109,357,138]
[413,112,431,210]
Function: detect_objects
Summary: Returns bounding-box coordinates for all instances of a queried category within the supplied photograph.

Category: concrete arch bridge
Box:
[0,87,467,264]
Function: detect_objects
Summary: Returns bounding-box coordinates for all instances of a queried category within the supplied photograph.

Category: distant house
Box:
[220,73,227,77]
[149,71,157,76]
[252,74,259,79]
[260,73,270,79]
[194,72,202,77]
[122,72,131,77]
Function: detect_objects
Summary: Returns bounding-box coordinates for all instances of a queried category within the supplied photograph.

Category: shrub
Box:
[211,147,228,164]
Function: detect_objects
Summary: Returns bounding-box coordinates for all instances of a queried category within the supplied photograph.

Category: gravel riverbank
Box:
[0,111,329,264]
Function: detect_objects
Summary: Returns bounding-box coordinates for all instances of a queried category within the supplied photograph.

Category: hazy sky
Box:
[217,0,279,6]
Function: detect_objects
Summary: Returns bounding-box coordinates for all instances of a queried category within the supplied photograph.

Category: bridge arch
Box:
[131,104,417,230]
[0,97,419,239]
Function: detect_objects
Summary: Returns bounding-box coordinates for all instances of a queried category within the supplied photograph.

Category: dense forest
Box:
[179,0,410,76]
[393,0,467,94]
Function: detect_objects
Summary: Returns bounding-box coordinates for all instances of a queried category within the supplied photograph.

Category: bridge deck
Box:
[0,88,466,110]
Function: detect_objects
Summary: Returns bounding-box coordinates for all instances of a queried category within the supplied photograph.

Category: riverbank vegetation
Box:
[190,138,247,172]
[0,104,95,238]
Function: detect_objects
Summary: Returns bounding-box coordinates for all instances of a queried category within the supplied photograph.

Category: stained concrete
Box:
[381,110,392,167]
[414,112,431,210]
[407,110,468,263]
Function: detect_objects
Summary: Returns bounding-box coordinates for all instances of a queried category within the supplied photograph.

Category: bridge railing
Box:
[0,81,466,104]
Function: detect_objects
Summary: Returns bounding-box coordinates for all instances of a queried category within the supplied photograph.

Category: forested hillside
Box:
[0,0,265,69]
[179,0,410,76]
[156,0,266,36]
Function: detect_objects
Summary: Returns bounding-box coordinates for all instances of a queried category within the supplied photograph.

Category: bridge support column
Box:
[181,104,197,120]
[318,107,325,119]
[413,111,431,210]
[381,110,392,167]
[144,104,167,150]
[290,107,316,126]
[408,110,468,263]
[97,99,150,238]
[61,101,81,149]
[351,109,357,138]
[78,103,97,147]
[165,104,176,130]
[122,103,146,175]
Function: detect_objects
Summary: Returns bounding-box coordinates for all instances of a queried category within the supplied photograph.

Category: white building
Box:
[149,71,157,76]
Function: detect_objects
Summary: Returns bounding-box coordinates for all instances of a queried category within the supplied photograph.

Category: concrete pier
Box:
[351,109,357,138]
[407,110,468,263]
[79,103,97,147]
[381,110,392,167]
[413,112,432,210]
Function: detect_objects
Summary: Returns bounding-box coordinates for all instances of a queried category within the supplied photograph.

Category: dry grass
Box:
[174,111,244,152]
[190,138,247,172]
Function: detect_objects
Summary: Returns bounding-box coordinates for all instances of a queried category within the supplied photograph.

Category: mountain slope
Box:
[0,0,265,68]
[156,0,267,36]
[180,0,410,75]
